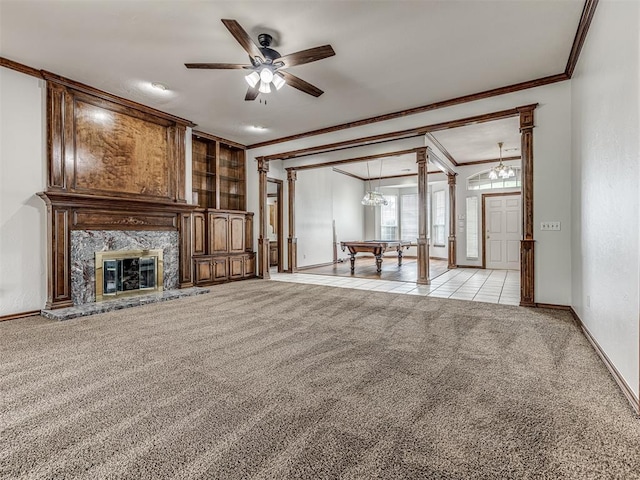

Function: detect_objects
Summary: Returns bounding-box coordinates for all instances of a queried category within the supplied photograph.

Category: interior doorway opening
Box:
[267,178,284,273]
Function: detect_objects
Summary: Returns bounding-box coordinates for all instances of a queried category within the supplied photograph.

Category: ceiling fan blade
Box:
[185,63,250,69]
[245,86,259,101]
[277,45,335,68]
[279,71,324,97]
[221,19,262,59]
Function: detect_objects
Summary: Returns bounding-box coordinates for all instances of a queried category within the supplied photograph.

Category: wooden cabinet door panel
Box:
[193,212,206,256]
[209,213,228,254]
[229,215,245,253]
[244,254,255,278]
[194,258,213,284]
[229,256,244,279]
[212,257,228,281]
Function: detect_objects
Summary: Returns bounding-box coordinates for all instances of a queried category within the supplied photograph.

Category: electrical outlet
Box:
[540,221,561,231]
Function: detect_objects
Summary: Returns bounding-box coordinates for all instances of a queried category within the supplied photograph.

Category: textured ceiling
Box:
[0,0,584,147]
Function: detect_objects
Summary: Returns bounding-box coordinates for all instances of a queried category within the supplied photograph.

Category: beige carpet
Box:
[1,280,639,479]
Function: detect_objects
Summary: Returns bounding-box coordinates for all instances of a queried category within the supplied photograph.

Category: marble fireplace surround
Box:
[72,231,178,305]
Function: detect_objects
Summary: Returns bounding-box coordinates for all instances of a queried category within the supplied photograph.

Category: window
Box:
[467,167,522,190]
[401,194,418,241]
[433,190,446,246]
[380,195,397,240]
[466,196,479,259]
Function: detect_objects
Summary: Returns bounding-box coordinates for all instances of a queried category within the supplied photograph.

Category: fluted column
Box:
[518,105,536,306]
[447,173,457,269]
[287,169,298,273]
[416,147,430,285]
[257,157,270,279]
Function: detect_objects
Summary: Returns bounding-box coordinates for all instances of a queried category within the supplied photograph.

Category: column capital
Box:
[416,147,428,164]
[447,172,457,186]
[287,169,297,182]
[517,105,536,131]
[257,157,269,173]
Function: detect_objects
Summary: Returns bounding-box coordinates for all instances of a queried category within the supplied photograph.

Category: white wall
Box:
[571,0,639,400]
[0,68,47,316]
[332,170,365,249]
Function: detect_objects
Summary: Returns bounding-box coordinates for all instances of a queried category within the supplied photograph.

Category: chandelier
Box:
[488,142,515,180]
[361,161,388,206]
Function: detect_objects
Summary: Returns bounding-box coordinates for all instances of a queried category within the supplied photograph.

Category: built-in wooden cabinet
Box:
[192,132,246,211]
[191,131,255,286]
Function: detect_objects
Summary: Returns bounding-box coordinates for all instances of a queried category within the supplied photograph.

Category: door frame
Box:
[267,177,284,272]
[482,192,522,269]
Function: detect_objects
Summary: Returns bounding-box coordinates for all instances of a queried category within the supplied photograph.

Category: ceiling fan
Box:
[185,19,335,101]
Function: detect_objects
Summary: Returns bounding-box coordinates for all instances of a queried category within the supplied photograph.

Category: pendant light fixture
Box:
[488,142,516,180]
[361,160,389,207]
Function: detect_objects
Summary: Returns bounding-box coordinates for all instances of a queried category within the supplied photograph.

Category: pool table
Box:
[340,240,412,273]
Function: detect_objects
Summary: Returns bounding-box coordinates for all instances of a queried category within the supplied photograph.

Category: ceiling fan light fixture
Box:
[272,73,286,90]
[259,67,274,84]
[258,81,271,94]
[245,71,260,88]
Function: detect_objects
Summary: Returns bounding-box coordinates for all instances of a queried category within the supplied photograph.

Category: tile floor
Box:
[270,268,521,305]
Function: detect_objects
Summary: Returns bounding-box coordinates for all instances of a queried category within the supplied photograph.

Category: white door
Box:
[485,194,521,270]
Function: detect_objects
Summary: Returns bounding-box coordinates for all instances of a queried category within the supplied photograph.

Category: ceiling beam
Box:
[332,168,365,181]
[427,147,456,176]
[456,156,521,167]
[286,148,418,172]
[249,74,564,150]
[425,132,459,166]
[264,105,533,162]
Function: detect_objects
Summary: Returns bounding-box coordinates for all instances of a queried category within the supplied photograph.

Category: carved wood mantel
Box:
[40,76,195,309]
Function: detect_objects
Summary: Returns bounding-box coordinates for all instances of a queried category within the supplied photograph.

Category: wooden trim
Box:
[263,106,530,162]
[565,0,600,78]
[519,105,536,306]
[456,264,483,269]
[287,148,418,172]
[249,75,564,149]
[0,310,42,322]
[41,71,194,127]
[429,256,448,261]
[332,168,365,181]
[535,303,571,310]
[481,192,522,270]
[287,169,297,273]
[0,56,42,78]
[570,307,640,414]
[426,133,459,166]
[257,158,270,279]
[457,156,521,167]
[193,130,246,150]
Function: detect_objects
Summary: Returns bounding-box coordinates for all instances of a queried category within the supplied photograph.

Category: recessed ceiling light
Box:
[151,82,168,91]
[247,125,268,132]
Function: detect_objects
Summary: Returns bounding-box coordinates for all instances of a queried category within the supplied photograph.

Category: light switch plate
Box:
[540,221,561,231]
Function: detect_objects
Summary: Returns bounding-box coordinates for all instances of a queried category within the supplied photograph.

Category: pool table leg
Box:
[349,253,356,273]
[397,248,404,266]
[375,254,383,273]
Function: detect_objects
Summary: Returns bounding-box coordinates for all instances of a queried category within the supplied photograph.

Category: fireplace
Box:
[95,249,163,301]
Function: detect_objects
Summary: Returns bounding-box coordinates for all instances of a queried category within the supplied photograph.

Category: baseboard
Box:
[570,307,640,414]
[456,264,483,269]
[297,261,335,270]
[429,256,447,261]
[536,303,571,310]
[0,309,41,322]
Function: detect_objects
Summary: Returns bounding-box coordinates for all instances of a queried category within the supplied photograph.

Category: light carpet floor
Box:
[1,279,639,479]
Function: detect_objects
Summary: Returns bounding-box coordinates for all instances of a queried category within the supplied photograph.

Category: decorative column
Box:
[447,173,457,269]
[287,169,298,273]
[518,105,536,306]
[416,148,430,285]
[257,157,270,279]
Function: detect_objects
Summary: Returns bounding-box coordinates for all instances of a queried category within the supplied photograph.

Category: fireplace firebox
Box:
[95,249,163,301]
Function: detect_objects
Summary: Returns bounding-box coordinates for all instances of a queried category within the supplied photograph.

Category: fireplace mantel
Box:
[38,191,196,309]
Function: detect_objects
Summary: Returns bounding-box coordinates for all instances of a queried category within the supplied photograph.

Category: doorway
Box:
[267,178,284,272]
[482,193,521,270]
